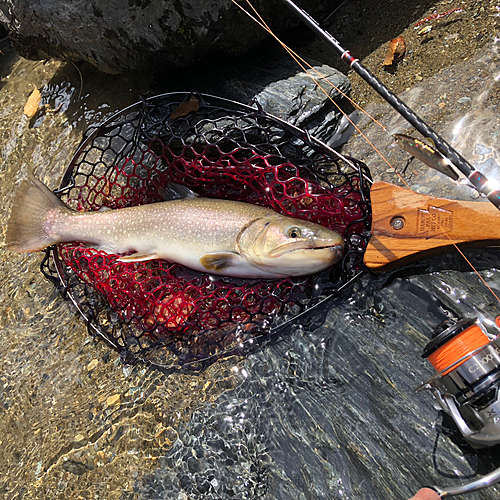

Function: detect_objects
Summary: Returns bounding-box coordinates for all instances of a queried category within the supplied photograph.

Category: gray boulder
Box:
[0,0,339,74]
[206,58,356,149]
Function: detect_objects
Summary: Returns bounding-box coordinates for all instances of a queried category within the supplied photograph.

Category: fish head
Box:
[237,214,345,277]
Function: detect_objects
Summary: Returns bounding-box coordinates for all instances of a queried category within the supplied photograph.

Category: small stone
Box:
[439,102,446,108]
[125,386,141,397]
[87,359,98,371]
[106,394,121,406]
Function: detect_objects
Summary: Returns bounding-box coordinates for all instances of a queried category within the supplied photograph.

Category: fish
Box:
[5,176,345,279]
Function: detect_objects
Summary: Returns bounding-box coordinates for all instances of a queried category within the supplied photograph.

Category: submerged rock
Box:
[0,0,340,74]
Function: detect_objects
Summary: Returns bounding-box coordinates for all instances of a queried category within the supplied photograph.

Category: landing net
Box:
[41,92,372,371]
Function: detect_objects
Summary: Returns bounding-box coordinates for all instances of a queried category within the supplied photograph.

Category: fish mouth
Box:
[268,241,344,259]
[326,244,344,261]
[310,244,344,264]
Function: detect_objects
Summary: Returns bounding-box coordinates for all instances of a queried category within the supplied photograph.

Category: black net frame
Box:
[40,92,372,372]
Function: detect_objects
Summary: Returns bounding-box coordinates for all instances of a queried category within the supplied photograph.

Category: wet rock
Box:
[0,0,339,74]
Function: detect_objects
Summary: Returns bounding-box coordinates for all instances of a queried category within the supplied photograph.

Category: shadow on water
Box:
[0,38,18,92]
[378,248,500,290]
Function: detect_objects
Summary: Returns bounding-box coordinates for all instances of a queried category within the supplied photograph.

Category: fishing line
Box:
[438,227,500,306]
[231,0,411,189]
[232,0,388,132]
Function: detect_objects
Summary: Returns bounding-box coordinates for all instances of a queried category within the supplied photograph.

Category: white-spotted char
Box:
[6,176,345,279]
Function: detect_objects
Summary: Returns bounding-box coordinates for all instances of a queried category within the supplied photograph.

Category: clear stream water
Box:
[1,10,500,500]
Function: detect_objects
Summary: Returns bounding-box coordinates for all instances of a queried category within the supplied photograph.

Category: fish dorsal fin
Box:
[117,252,159,263]
[158,183,199,201]
[200,251,241,271]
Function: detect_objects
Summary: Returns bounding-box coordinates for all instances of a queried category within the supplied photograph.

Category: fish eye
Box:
[287,227,301,238]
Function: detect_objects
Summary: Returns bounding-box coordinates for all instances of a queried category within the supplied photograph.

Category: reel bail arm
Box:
[432,466,500,497]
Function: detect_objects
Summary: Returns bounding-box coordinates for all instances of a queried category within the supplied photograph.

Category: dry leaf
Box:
[170,94,199,120]
[382,36,406,66]
[24,88,41,118]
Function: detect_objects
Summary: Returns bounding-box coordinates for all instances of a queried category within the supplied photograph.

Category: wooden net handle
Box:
[364,182,500,271]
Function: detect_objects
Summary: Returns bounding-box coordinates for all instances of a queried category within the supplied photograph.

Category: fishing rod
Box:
[278,0,500,210]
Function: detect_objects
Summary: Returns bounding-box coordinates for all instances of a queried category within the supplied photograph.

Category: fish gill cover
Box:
[42,92,372,372]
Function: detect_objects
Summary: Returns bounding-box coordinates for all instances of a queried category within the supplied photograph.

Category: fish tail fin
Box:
[6,175,68,253]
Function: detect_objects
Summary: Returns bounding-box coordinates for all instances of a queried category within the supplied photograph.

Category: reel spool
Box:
[419,317,500,496]
[421,318,500,449]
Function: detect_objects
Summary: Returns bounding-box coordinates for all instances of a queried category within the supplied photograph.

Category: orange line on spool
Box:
[427,324,489,375]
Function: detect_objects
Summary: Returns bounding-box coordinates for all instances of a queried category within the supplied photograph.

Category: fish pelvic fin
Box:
[6,175,68,253]
[200,252,241,272]
[117,252,159,263]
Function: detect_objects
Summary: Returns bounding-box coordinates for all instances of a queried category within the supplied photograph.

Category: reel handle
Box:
[364,182,500,270]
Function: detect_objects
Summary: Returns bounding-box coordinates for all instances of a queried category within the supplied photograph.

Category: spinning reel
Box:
[418,317,500,496]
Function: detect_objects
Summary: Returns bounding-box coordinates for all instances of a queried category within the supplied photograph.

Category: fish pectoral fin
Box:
[200,252,241,271]
[117,252,159,263]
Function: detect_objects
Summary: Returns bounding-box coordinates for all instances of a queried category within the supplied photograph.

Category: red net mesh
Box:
[44,93,371,371]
